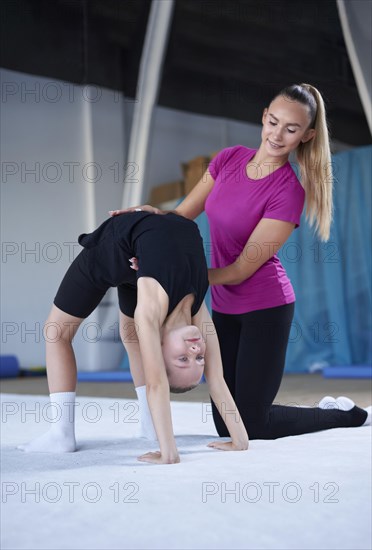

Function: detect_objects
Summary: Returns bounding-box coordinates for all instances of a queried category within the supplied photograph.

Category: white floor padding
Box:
[1,393,371,550]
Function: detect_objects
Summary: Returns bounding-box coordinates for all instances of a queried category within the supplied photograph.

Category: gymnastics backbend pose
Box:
[18,211,248,463]
[112,83,371,439]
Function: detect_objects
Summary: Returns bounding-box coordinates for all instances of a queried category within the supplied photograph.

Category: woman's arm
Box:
[208,218,296,286]
[192,302,249,451]
[134,278,179,464]
[175,169,215,220]
[108,168,215,221]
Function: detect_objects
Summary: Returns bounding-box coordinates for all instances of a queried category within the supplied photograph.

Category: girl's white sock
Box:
[18,391,76,453]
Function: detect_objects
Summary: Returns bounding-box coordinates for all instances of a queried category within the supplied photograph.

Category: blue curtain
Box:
[193,145,372,373]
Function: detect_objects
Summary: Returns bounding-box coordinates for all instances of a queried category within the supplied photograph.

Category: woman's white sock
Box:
[319,395,371,426]
[335,396,355,411]
[318,395,337,409]
[17,392,77,453]
[318,395,355,411]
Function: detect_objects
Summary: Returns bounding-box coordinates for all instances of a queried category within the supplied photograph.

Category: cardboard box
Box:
[181,155,211,194]
[148,180,185,207]
[209,150,220,159]
[148,150,222,208]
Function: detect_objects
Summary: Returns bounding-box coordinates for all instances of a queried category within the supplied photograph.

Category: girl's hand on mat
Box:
[129,257,139,271]
[109,205,163,216]
[207,440,249,451]
[137,451,180,464]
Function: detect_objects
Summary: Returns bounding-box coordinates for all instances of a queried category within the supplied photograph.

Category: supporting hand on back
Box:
[109,205,164,216]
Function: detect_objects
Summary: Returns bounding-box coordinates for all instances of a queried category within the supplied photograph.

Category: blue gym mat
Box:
[77,371,133,382]
[323,365,372,379]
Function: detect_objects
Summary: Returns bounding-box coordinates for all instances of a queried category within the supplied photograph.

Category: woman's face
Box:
[162,325,206,390]
[260,95,316,160]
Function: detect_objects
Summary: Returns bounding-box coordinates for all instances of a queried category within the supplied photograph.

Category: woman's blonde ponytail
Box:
[276,83,333,241]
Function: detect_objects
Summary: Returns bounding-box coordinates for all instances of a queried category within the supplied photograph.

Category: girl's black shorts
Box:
[53,248,137,319]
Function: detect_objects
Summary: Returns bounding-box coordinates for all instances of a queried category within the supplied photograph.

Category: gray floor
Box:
[3,376,372,550]
[3,392,371,550]
[1,373,371,406]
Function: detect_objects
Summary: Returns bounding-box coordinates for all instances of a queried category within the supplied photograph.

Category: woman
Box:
[113,83,370,439]
[18,211,249,463]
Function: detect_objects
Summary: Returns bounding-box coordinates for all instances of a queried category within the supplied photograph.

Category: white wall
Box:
[0,69,126,369]
[0,68,353,369]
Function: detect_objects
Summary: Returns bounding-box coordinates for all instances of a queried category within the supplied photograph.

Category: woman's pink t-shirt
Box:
[205,145,305,314]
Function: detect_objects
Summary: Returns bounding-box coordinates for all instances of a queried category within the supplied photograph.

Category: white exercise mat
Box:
[1,393,371,550]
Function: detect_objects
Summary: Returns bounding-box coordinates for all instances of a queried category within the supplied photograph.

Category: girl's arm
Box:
[192,302,249,451]
[119,311,145,386]
[208,218,296,286]
[134,278,179,464]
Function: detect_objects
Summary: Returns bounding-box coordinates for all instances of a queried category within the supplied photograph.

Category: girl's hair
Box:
[274,83,333,241]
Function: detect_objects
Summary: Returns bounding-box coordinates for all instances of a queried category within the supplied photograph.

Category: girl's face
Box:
[260,95,316,160]
[162,326,206,390]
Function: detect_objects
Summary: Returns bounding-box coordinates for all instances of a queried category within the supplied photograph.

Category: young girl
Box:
[18,211,249,463]
[113,83,370,439]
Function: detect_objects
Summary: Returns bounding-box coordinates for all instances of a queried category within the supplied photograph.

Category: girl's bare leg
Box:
[44,305,83,392]
[18,305,84,453]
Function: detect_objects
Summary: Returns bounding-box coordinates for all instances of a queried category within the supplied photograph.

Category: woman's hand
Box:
[137,451,180,464]
[109,205,164,216]
[207,439,249,452]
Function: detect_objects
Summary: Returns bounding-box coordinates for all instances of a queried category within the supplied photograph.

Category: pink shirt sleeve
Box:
[263,178,305,228]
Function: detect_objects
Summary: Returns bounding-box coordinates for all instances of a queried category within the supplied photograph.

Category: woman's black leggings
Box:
[211,303,367,440]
